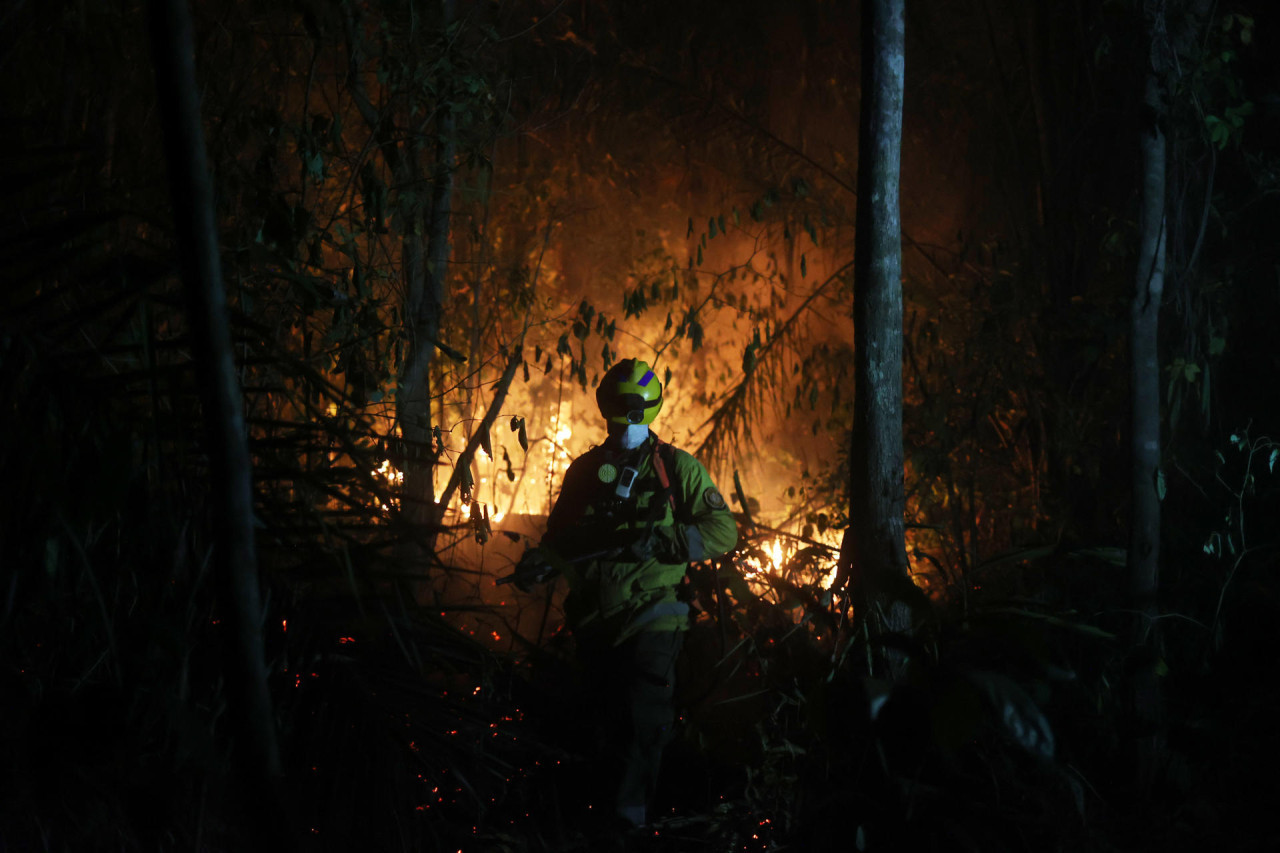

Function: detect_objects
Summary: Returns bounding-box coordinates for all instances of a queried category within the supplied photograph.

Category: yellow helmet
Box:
[596,358,664,425]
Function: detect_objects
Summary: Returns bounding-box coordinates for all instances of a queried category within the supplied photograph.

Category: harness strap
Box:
[651,440,678,513]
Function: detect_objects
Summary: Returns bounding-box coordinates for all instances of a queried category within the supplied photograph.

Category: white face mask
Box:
[618,423,649,449]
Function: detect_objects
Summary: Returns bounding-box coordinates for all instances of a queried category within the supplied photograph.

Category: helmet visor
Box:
[607,393,661,424]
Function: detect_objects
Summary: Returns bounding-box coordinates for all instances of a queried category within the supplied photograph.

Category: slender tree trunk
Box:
[148,0,285,845]
[841,0,912,677]
[1129,0,1169,790]
[398,0,458,560]
[397,133,435,542]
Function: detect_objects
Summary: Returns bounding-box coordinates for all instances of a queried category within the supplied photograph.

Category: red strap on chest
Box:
[651,441,677,511]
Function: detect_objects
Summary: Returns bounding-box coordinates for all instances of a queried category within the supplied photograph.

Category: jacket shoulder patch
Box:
[703,487,726,510]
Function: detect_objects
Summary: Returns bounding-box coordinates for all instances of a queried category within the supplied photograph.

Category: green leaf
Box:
[804,213,817,244]
[1209,335,1226,355]
[720,567,756,604]
[1269,448,1277,473]
[967,670,1055,758]
[1211,122,1231,149]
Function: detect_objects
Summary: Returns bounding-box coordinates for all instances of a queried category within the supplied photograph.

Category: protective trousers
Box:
[580,629,684,827]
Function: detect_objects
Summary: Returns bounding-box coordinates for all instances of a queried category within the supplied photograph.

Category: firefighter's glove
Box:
[626,532,657,562]
[626,527,685,564]
[512,548,555,592]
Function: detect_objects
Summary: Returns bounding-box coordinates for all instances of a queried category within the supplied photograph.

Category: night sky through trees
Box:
[2,1,1278,850]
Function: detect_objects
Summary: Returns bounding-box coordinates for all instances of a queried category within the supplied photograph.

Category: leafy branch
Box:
[694,258,856,464]
[1204,425,1277,649]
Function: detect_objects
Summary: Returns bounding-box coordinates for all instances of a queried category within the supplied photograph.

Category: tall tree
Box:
[341,0,461,559]
[1129,0,1217,787]
[840,0,913,671]
[1128,0,1168,782]
[148,0,284,844]
[399,0,458,549]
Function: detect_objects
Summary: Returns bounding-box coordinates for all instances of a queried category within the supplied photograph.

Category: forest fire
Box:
[372,459,404,487]
[740,537,787,586]
[8,0,1278,850]
[739,535,841,596]
[371,458,404,513]
[458,500,504,525]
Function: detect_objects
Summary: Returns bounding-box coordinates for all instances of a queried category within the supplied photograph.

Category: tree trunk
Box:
[148,0,285,845]
[397,0,458,560]
[1128,0,1169,790]
[396,133,436,546]
[841,0,912,677]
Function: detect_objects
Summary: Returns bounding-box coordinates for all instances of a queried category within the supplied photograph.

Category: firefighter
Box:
[514,358,738,829]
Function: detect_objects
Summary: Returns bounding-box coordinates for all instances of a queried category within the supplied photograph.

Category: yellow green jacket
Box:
[541,431,738,644]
